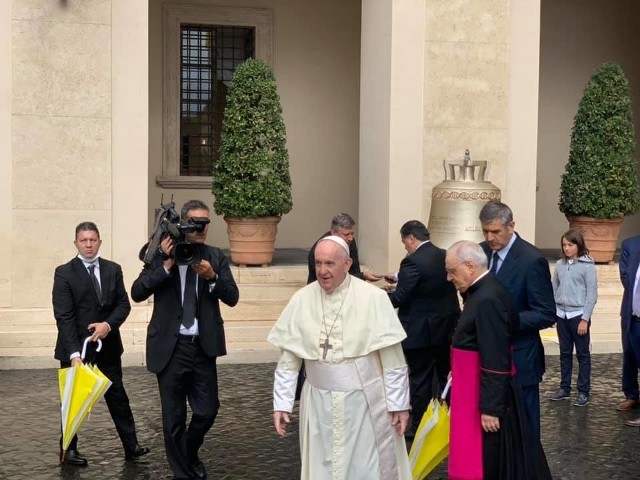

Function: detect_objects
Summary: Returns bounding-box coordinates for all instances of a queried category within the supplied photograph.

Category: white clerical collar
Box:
[471,270,490,287]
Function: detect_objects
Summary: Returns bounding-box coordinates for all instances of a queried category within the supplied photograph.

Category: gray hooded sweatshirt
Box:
[552,254,598,321]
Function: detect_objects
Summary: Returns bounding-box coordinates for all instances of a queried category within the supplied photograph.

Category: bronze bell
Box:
[427,149,501,249]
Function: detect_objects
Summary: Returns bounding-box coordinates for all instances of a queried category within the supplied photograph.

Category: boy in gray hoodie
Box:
[549,230,597,407]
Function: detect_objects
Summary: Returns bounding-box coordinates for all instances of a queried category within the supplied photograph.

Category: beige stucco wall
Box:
[11,0,114,310]
[3,0,148,320]
[536,0,640,249]
[148,0,362,250]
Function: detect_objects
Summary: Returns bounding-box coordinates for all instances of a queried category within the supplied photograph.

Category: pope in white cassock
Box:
[269,236,412,480]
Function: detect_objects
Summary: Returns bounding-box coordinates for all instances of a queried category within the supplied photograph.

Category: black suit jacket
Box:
[480,234,555,386]
[388,242,461,349]
[53,257,131,363]
[307,231,363,284]
[619,235,640,342]
[131,245,239,374]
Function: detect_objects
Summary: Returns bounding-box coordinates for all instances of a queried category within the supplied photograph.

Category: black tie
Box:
[182,268,197,329]
[88,264,102,304]
[490,251,500,275]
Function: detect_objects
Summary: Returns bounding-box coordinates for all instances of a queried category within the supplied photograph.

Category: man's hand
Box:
[363,271,382,282]
[160,236,175,269]
[481,414,500,433]
[274,411,290,438]
[71,357,83,367]
[577,319,589,336]
[88,322,110,342]
[391,410,410,436]
[193,259,216,281]
[383,273,397,284]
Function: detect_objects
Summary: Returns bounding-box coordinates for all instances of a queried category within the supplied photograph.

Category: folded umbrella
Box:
[58,338,112,460]
[409,378,452,480]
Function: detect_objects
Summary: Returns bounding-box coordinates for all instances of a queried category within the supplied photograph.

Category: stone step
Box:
[230,265,308,284]
[0,262,629,370]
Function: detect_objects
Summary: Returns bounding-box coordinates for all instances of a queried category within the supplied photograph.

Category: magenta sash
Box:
[448,347,483,480]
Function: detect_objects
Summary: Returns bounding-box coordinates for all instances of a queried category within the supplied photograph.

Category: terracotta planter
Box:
[567,216,623,264]
[224,216,281,267]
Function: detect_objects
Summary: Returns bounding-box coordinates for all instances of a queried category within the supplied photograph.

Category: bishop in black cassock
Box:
[445,240,552,480]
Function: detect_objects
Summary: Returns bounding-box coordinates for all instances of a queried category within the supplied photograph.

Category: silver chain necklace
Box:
[319,279,350,360]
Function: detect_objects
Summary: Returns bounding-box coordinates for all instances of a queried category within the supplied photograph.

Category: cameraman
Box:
[131,199,239,480]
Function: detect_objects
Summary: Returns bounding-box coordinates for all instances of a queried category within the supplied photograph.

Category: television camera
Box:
[139,200,210,265]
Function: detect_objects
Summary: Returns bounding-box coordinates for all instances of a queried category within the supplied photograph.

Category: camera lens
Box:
[174,243,195,264]
[174,242,202,265]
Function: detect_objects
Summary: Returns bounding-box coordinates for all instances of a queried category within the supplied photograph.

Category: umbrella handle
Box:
[441,376,452,400]
[81,337,103,360]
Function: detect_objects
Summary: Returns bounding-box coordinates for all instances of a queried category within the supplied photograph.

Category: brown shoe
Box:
[624,417,640,427]
[617,399,640,411]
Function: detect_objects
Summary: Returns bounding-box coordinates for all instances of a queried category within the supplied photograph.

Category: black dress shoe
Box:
[190,458,207,479]
[61,449,88,466]
[125,444,150,461]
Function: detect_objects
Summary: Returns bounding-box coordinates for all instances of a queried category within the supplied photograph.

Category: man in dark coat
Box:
[307,212,381,284]
[53,222,148,466]
[131,199,239,480]
[446,240,551,480]
[479,201,556,441]
[385,220,460,434]
[618,235,640,423]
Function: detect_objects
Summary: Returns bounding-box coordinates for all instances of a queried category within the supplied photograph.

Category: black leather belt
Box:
[178,334,199,343]
[632,315,640,323]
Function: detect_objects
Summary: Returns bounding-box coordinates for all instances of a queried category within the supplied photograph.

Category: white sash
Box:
[305,354,399,480]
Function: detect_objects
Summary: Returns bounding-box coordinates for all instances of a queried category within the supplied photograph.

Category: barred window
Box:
[180,25,255,176]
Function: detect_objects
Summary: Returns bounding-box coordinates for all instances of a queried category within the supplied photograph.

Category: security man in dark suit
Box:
[131,199,239,480]
[385,220,461,435]
[479,201,556,441]
[53,221,148,466]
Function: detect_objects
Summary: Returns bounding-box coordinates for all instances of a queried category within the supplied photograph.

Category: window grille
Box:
[180,25,255,176]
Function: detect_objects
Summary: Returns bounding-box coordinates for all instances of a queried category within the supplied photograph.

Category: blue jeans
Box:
[557,314,591,395]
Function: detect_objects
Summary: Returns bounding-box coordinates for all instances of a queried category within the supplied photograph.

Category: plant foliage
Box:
[559,62,639,218]
[213,58,293,218]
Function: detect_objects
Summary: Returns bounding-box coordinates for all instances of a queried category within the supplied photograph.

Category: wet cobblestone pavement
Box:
[0,354,638,479]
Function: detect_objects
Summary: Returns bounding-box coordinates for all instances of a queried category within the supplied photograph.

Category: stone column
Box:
[359,0,426,272]
[112,0,149,286]
[0,0,11,307]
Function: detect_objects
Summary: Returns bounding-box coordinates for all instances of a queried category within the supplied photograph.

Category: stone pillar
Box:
[359,0,426,272]
[112,0,149,286]
[0,0,11,308]
[507,0,541,241]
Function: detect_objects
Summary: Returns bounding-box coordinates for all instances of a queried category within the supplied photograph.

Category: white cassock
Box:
[268,275,412,480]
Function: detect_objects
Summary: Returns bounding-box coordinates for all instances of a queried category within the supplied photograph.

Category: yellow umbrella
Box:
[58,338,112,459]
[409,378,451,480]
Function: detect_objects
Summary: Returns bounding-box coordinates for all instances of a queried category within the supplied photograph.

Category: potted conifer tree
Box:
[212,58,293,266]
[559,62,639,263]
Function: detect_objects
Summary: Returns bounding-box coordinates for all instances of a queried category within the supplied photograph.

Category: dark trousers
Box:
[556,314,591,395]
[59,356,138,454]
[404,345,450,432]
[623,320,640,400]
[520,383,540,442]
[157,336,219,479]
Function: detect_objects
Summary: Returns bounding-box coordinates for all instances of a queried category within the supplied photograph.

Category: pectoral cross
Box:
[320,337,333,360]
